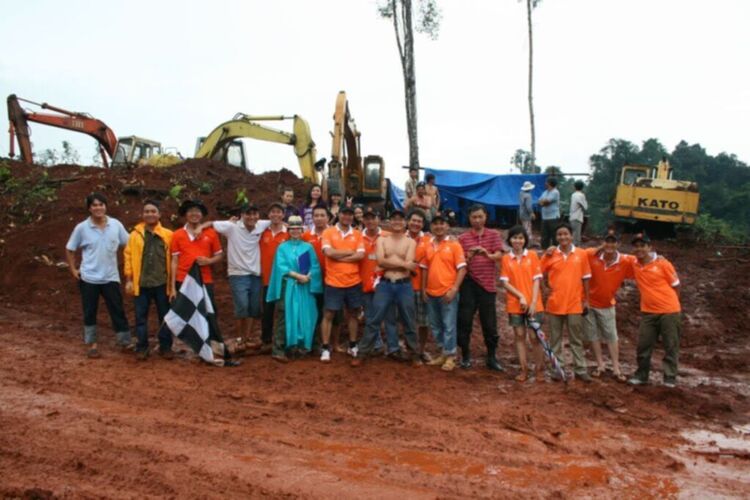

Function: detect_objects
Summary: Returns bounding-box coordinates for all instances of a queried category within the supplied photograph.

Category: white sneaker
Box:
[320,349,331,363]
[347,345,359,358]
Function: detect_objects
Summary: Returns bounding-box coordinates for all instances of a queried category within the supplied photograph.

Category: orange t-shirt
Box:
[360,228,390,293]
[321,225,365,288]
[586,248,636,308]
[541,246,592,315]
[632,254,681,314]
[500,250,545,315]
[260,226,289,286]
[302,228,327,276]
[410,232,431,291]
[170,227,223,284]
[425,238,466,297]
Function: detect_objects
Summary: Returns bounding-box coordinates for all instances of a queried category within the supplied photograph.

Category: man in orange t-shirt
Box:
[407,209,432,360]
[423,214,467,372]
[584,231,636,382]
[541,223,592,382]
[627,233,682,388]
[259,203,289,352]
[319,206,365,362]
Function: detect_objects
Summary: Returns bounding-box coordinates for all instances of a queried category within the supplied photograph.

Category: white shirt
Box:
[213,219,272,276]
[570,191,588,222]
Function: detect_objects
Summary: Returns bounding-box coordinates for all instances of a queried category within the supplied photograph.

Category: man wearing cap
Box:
[358,208,394,355]
[352,210,421,366]
[424,213,467,372]
[584,231,636,382]
[200,203,272,352]
[407,209,433,361]
[259,202,290,354]
[319,205,365,362]
[541,222,591,382]
[518,181,536,240]
[457,204,505,371]
[124,200,173,360]
[65,193,131,359]
[538,177,561,249]
[628,233,682,388]
[168,199,223,357]
[405,166,420,199]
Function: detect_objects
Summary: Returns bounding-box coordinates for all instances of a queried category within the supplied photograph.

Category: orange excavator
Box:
[7,94,165,167]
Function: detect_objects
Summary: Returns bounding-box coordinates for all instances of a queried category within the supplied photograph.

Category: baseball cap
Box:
[631,232,651,244]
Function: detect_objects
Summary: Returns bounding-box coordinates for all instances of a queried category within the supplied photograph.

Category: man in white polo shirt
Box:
[203,203,271,351]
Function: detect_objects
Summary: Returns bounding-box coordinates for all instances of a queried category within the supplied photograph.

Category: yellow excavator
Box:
[326,91,386,202]
[194,113,320,183]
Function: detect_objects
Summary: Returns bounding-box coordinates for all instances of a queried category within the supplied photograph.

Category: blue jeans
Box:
[427,294,459,356]
[134,285,170,352]
[362,292,397,353]
[359,281,419,357]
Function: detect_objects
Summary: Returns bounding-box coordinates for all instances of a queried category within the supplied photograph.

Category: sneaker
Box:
[428,355,446,366]
[419,352,433,363]
[486,358,505,372]
[320,349,331,363]
[460,357,472,370]
[627,376,647,386]
[387,350,409,362]
[441,357,456,372]
[347,345,359,358]
[663,377,677,388]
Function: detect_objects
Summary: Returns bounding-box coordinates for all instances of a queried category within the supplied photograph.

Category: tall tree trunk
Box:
[392,0,420,170]
[526,0,536,169]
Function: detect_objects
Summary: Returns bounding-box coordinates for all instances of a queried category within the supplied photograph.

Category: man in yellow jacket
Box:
[124,200,173,360]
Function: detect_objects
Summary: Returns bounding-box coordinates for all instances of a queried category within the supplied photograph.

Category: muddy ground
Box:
[0,161,749,498]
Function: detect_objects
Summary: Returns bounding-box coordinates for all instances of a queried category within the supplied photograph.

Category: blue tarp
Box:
[389,168,548,227]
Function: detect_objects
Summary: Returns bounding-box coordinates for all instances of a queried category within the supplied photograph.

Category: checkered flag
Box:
[161,263,227,365]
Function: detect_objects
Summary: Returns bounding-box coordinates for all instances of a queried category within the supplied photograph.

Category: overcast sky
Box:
[2,0,748,188]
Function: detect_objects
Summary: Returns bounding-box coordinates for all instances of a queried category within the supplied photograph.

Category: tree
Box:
[510,148,541,173]
[521,0,542,169]
[378,0,441,170]
[60,140,80,164]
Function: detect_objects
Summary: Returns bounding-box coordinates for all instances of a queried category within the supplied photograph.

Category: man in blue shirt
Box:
[65,193,131,358]
[538,177,561,249]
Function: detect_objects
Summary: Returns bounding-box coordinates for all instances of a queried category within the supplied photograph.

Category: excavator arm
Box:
[7,94,117,167]
[195,114,319,183]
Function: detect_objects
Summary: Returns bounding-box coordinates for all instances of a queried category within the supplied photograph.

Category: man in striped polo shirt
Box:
[457,204,506,371]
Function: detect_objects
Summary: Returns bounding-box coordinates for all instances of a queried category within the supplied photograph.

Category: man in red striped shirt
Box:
[457,204,505,371]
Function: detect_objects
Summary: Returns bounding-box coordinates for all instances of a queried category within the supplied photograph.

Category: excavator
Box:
[326,91,386,202]
[194,113,321,183]
[7,94,164,167]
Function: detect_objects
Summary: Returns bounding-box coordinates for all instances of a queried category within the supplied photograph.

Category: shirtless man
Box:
[425,173,440,218]
[351,210,421,366]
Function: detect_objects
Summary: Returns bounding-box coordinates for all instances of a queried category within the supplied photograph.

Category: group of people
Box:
[65,178,682,387]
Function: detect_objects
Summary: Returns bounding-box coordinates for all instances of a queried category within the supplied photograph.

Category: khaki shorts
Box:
[584,306,618,343]
[508,312,544,327]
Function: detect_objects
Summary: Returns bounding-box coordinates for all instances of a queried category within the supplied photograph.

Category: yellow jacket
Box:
[123,222,173,296]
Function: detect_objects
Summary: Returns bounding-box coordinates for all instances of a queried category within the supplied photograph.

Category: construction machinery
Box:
[613,157,699,228]
[194,113,320,183]
[7,94,166,167]
[327,91,386,202]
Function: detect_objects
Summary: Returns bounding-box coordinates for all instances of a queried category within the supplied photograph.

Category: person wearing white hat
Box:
[519,181,536,241]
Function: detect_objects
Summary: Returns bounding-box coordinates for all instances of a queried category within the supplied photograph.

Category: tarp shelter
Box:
[425,168,548,227]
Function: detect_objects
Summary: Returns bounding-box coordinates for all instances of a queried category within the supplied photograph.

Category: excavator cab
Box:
[195,137,247,169]
[113,136,163,166]
[362,155,386,199]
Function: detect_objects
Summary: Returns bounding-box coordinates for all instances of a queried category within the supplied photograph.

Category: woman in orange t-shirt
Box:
[500,225,545,383]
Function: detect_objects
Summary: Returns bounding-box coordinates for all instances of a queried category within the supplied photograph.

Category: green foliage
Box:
[235,188,249,206]
[692,214,747,244]
[168,184,185,201]
[510,149,540,173]
[586,138,750,236]
[60,141,80,164]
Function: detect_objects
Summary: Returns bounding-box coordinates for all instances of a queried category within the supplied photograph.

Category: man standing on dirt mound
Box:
[627,233,682,388]
[541,223,592,382]
[66,193,131,359]
[260,203,289,354]
[457,204,505,371]
[123,200,173,361]
[168,200,223,358]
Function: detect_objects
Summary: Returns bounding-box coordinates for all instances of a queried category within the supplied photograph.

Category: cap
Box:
[388,209,406,219]
[416,181,426,188]
[521,181,535,192]
[431,213,448,223]
[268,202,285,212]
[631,232,651,245]
[178,199,208,216]
[363,207,382,218]
[603,230,620,242]
[287,215,304,228]
[339,205,355,214]
[241,203,259,213]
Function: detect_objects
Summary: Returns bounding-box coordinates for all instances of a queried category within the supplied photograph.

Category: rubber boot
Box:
[485,345,505,372]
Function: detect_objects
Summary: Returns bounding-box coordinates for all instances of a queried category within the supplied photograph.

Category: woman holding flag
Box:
[266,215,323,362]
